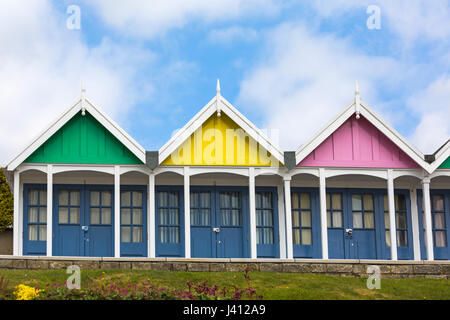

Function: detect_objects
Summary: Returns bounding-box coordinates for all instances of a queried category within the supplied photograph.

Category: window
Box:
[425,195,447,248]
[121,191,144,243]
[58,190,80,225]
[384,194,408,247]
[256,192,274,245]
[158,191,180,243]
[351,194,375,229]
[190,192,211,227]
[219,192,242,227]
[291,192,312,245]
[326,193,343,228]
[89,191,112,225]
[27,189,47,241]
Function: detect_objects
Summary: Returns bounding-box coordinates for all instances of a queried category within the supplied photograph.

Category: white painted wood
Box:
[283,177,293,259]
[46,165,53,256]
[114,166,121,258]
[184,167,191,258]
[148,173,156,258]
[249,167,257,259]
[18,181,24,255]
[409,188,421,260]
[428,141,450,173]
[319,168,328,259]
[387,169,398,260]
[422,178,434,260]
[430,169,450,179]
[325,168,388,180]
[277,183,286,259]
[13,170,20,256]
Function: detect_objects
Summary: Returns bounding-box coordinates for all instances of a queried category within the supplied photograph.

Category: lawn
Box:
[0,268,449,300]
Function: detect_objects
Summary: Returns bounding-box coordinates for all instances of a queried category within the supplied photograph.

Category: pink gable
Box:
[298,115,420,168]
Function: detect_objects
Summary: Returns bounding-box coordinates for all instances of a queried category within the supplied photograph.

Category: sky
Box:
[1,0,449,166]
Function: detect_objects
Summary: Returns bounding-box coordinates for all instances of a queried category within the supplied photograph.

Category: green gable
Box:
[438,156,450,169]
[24,111,143,165]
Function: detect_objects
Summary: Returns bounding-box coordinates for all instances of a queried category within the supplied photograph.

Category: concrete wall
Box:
[0,230,13,255]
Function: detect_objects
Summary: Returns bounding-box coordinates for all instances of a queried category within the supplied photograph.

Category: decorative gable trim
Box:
[429,140,450,172]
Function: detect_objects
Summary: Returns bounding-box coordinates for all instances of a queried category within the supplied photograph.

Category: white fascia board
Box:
[429,141,450,173]
[158,95,285,165]
[7,98,83,171]
[85,98,146,163]
[295,102,355,165]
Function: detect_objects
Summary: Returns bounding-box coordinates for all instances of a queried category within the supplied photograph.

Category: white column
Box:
[184,167,191,258]
[277,183,286,259]
[387,169,398,260]
[249,167,257,259]
[410,187,421,260]
[114,165,120,258]
[148,173,156,258]
[13,170,20,256]
[422,177,434,261]
[283,176,293,259]
[46,165,53,256]
[319,168,328,260]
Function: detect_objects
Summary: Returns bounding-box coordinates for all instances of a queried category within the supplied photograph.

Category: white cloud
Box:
[236,23,401,150]
[84,0,280,39]
[207,26,259,44]
[0,0,154,166]
[408,76,450,153]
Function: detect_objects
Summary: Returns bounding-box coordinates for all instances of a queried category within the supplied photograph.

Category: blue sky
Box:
[1,0,449,165]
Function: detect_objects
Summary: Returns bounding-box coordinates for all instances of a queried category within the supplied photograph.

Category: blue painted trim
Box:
[23,184,47,256]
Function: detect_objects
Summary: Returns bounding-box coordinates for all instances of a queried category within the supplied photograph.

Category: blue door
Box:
[417,190,450,260]
[255,188,279,258]
[23,184,48,255]
[190,189,216,258]
[53,185,114,257]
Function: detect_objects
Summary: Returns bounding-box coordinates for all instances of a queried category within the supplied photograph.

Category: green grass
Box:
[0,268,449,300]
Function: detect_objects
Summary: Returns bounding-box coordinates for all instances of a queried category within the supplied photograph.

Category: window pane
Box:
[396,212,407,229]
[28,207,38,223]
[39,225,47,241]
[199,192,210,208]
[433,195,444,211]
[70,191,80,206]
[58,190,69,206]
[397,230,408,247]
[121,208,131,224]
[327,211,331,228]
[396,194,406,211]
[263,210,273,227]
[102,191,112,207]
[39,207,47,223]
[190,192,198,208]
[169,192,178,207]
[434,213,446,229]
[28,225,38,241]
[352,194,362,211]
[255,193,262,209]
[292,211,300,227]
[291,193,299,209]
[121,226,131,242]
[70,207,80,224]
[435,231,447,247]
[332,194,342,210]
[383,195,388,211]
[385,231,391,247]
[384,212,390,229]
[158,192,168,207]
[256,210,263,226]
[332,212,343,228]
[231,209,241,226]
[301,210,311,227]
[160,226,179,243]
[219,193,230,208]
[90,191,100,206]
[121,191,131,207]
[231,192,240,208]
[28,190,38,205]
[353,212,363,228]
[364,212,374,229]
[326,193,330,210]
[159,208,168,225]
[101,208,111,224]
[132,191,142,207]
[261,193,272,209]
[169,209,179,225]
[300,193,310,209]
[201,209,210,226]
[293,229,300,245]
[59,207,69,224]
[90,208,100,224]
[133,208,142,225]
[133,226,143,243]
[301,229,312,245]
[40,190,47,205]
[363,194,373,211]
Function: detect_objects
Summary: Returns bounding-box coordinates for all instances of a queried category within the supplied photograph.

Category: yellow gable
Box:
[161,113,281,166]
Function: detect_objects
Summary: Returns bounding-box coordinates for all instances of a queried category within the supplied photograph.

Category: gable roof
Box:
[7,94,146,171]
[429,140,450,172]
[295,89,431,173]
[158,83,285,165]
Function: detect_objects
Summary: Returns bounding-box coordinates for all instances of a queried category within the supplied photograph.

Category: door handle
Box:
[212,227,220,233]
[345,228,352,234]
[81,226,89,232]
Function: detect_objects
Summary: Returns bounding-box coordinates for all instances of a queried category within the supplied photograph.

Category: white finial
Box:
[81,81,86,116]
[355,80,361,119]
[216,78,221,117]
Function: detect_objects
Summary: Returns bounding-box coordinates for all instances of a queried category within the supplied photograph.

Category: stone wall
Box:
[0,256,449,278]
